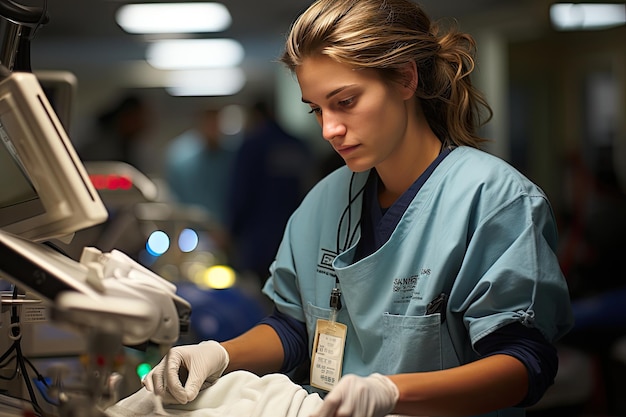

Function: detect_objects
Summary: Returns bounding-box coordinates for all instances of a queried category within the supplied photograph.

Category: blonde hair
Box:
[281,0,492,147]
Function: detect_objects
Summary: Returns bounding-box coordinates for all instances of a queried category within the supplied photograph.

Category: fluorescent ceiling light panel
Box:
[165,68,246,96]
[146,39,244,69]
[550,3,626,30]
[116,2,232,34]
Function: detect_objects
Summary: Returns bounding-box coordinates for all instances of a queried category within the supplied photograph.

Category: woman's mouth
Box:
[336,144,359,157]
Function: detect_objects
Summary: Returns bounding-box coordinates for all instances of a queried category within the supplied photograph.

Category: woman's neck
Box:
[376,126,442,208]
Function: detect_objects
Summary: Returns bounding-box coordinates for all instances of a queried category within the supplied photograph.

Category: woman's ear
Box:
[398,61,418,100]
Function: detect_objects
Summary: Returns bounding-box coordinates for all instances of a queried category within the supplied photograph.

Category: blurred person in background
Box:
[226,100,315,285]
[165,107,237,228]
[76,94,152,170]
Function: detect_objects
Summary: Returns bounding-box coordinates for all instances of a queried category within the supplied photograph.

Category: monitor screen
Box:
[0,130,45,226]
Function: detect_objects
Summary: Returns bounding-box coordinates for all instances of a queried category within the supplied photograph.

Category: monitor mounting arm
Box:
[0,0,48,72]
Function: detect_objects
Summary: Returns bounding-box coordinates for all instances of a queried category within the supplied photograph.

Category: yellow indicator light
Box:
[203,265,236,289]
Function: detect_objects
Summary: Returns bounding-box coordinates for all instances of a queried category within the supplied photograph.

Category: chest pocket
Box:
[379,313,443,374]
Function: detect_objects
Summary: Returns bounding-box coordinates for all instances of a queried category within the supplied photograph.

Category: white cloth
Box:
[106,370,323,417]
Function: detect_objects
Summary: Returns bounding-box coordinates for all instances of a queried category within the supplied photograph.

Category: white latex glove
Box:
[143,341,229,404]
[311,373,399,417]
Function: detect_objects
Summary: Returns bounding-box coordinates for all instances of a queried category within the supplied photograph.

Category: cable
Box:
[0,340,17,364]
[15,341,43,415]
[335,172,366,254]
[0,354,18,380]
[2,285,46,416]
[26,0,49,40]
[25,357,49,388]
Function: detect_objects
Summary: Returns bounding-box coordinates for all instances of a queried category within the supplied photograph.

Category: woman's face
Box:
[295,54,414,173]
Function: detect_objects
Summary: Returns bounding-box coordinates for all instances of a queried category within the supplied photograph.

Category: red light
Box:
[90,174,133,191]
[90,174,105,189]
[119,176,133,190]
[96,355,106,367]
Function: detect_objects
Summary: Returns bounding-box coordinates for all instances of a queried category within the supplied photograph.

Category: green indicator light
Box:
[137,362,152,380]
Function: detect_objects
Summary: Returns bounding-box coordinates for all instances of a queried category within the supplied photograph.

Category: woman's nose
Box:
[321,114,346,141]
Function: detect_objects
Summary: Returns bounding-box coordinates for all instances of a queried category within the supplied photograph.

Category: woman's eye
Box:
[338,97,354,107]
[308,107,322,115]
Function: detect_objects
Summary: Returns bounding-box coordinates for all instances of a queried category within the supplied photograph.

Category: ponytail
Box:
[418,22,493,147]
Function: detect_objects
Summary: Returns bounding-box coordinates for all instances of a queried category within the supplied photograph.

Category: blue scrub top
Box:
[263,146,573,417]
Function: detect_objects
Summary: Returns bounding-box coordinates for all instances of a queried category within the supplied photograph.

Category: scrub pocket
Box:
[304,303,333,337]
[304,303,331,352]
[380,312,442,373]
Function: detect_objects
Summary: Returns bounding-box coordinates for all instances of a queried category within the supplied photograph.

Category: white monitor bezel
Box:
[0,71,107,242]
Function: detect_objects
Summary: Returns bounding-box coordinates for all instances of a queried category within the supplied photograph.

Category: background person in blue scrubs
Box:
[144,1,574,416]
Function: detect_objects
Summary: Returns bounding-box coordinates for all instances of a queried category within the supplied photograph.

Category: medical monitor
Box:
[0,71,107,242]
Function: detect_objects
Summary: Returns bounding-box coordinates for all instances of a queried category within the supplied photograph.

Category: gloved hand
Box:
[142,341,229,404]
[311,373,399,417]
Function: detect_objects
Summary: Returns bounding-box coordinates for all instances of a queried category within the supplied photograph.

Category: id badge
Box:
[310,318,347,391]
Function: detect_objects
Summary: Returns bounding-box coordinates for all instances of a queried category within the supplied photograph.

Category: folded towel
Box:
[105,370,323,417]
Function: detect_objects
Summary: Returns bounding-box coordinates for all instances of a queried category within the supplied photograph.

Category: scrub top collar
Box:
[355,146,454,261]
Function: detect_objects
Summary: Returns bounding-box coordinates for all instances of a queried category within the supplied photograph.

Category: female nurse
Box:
[144,0,574,416]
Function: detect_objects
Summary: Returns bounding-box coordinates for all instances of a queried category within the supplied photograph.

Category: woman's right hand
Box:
[142,340,229,404]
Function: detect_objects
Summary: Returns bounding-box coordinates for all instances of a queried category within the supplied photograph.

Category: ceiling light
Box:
[550,3,626,30]
[116,2,231,34]
[165,68,246,96]
[146,39,244,70]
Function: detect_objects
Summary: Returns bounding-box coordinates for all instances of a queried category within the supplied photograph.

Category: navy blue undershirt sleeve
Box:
[258,307,309,373]
[474,322,558,407]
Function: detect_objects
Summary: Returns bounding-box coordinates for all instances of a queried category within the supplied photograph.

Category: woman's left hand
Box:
[310,373,399,417]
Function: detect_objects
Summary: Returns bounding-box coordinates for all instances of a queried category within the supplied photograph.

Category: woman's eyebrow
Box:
[302,84,357,104]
